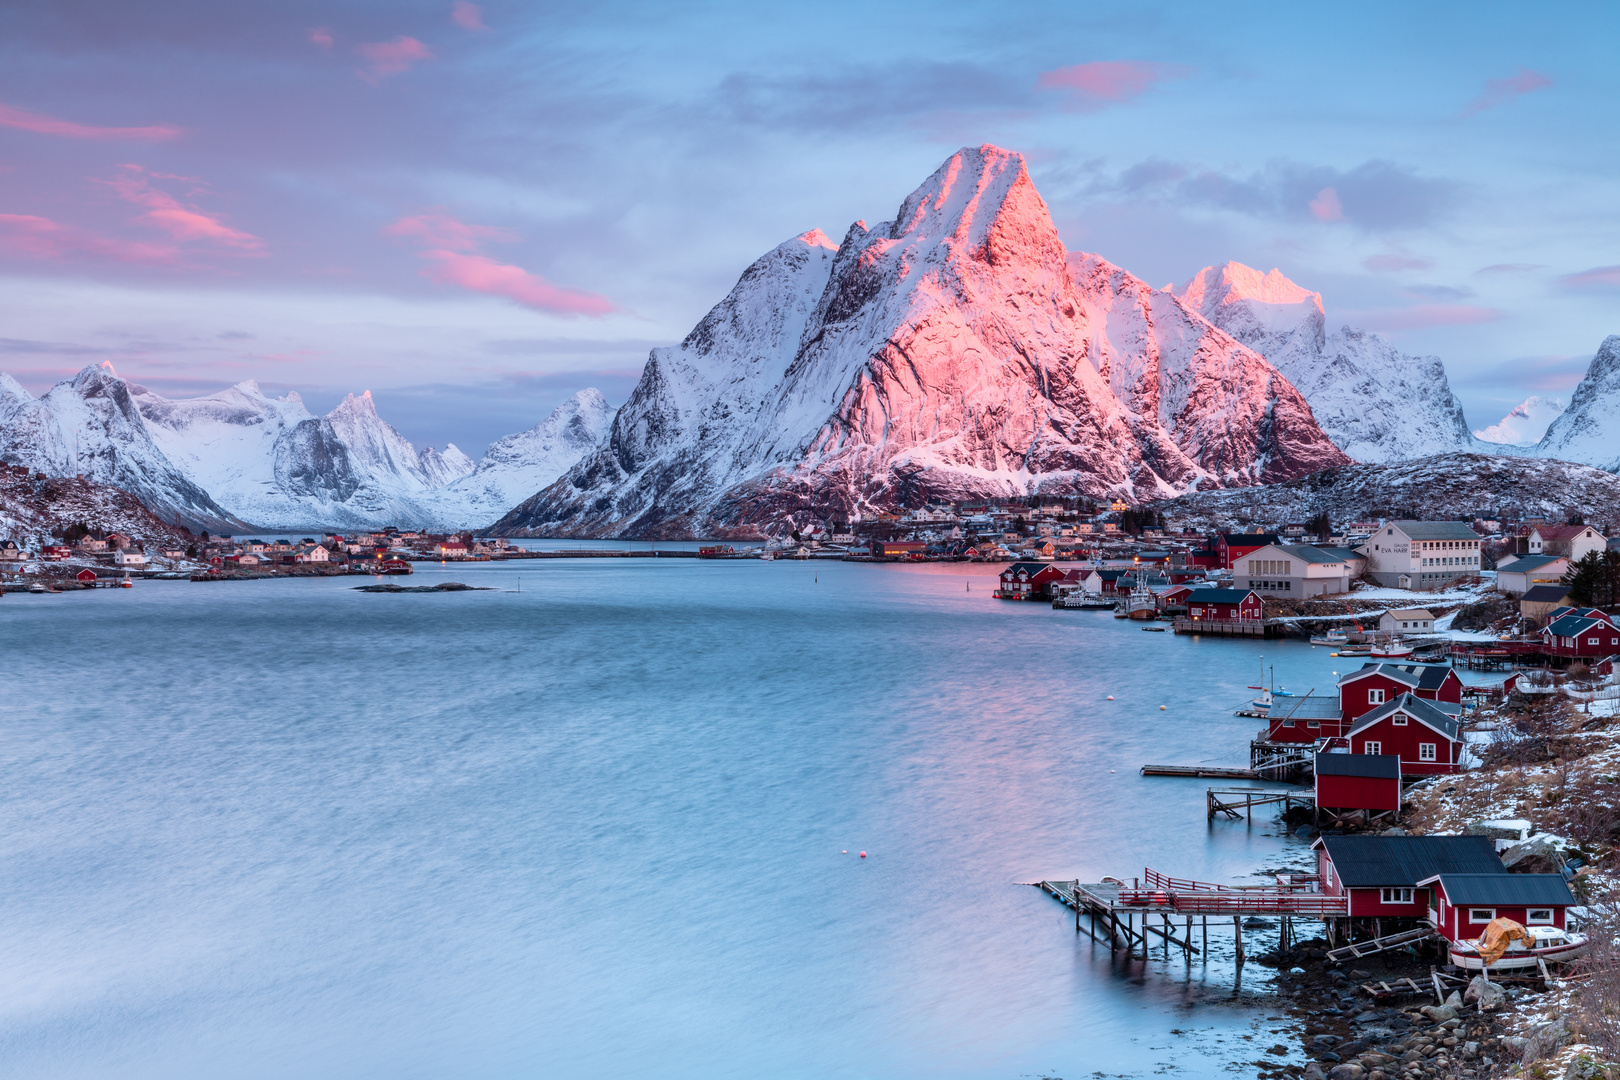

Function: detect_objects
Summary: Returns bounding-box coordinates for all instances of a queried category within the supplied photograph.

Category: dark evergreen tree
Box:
[1562,550,1620,608]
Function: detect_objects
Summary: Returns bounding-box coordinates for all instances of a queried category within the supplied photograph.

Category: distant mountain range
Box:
[0,144,1616,539]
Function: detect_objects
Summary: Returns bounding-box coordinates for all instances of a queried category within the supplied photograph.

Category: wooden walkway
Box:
[1140,764,1259,779]
[1206,787,1314,821]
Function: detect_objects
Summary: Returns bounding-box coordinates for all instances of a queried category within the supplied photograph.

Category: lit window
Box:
[1381,888,1414,904]
[1469,909,1495,924]
[1527,909,1554,925]
[1419,743,1436,761]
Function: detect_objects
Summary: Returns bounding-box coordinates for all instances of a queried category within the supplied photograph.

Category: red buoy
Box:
[859,851,867,858]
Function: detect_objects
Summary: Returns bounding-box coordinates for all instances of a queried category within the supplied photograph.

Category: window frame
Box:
[1368,688,1386,705]
[1381,887,1414,904]
[1393,714,1408,726]
[1526,908,1555,925]
[1363,740,1382,756]
[1419,743,1437,762]
[1468,908,1495,924]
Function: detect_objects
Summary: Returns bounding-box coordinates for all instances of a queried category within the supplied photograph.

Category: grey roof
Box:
[1277,545,1352,565]
[1499,554,1566,572]
[1347,692,1461,741]
[1186,588,1258,604]
[1545,614,1609,638]
[1380,663,1458,693]
[1521,584,1573,603]
[1276,695,1344,721]
[1315,752,1401,779]
[1420,873,1575,907]
[1316,834,1503,888]
[1387,521,1482,541]
[1316,547,1366,562]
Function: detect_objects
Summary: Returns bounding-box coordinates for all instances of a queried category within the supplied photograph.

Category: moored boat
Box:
[1310,629,1349,647]
[1448,925,1588,971]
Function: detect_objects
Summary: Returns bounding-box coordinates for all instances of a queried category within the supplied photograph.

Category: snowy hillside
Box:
[494,145,1348,539]
[1155,452,1620,528]
[1534,336,1620,471]
[0,466,197,550]
[1473,396,1564,446]
[1176,262,1475,462]
[0,364,246,531]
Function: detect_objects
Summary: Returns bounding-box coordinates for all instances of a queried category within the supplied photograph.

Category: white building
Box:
[1527,525,1607,562]
[1358,521,1482,589]
[1233,544,1358,598]
[114,549,147,567]
[1379,608,1435,635]
[1495,554,1570,596]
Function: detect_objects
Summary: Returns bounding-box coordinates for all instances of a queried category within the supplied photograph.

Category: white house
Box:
[1528,525,1608,562]
[1379,608,1435,635]
[1233,544,1357,597]
[1358,521,1482,589]
[114,549,147,567]
[1495,554,1570,596]
[294,544,330,563]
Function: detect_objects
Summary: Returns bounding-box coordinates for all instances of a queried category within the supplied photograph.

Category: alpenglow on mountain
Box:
[1175,262,1476,463]
[492,145,1350,539]
[0,363,613,531]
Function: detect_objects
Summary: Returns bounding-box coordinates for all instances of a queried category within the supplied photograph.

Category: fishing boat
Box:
[1309,628,1349,647]
[1053,590,1113,610]
[1238,660,1291,716]
[28,582,46,593]
[1369,638,1414,659]
[1448,925,1588,972]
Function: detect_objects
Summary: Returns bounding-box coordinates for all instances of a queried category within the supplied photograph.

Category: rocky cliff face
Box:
[1537,335,1620,471]
[0,364,245,531]
[1175,262,1476,462]
[495,146,1348,538]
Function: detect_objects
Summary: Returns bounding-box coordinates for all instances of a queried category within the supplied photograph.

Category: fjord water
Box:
[0,560,1333,1078]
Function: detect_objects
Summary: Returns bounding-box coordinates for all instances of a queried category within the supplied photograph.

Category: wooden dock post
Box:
[1233,916,1245,966]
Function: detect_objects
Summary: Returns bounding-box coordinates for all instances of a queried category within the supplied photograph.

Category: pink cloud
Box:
[357,36,435,80]
[451,2,486,31]
[308,27,334,49]
[0,102,181,141]
[383,212,513,252]
[1559,265,1620,290]
[1035,61,1189,110]
[1462,68,1553,117]
[0,213,176,264]
[417,250,613,315]
[1363,252,1434,272]
[1340,304,1505,332]
[98,164,262,250]
[1308,186,1344,222]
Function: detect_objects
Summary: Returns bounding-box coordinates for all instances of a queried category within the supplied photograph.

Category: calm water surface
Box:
[0,559,1356,1078]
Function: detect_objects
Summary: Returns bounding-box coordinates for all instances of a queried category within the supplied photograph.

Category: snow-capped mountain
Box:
[0,363,245,531]
[425,389,614,526]
[494,145,1348,539]
[1175,262,1475,462]
[1473,396,1565,446]
[1537,336,1620,471]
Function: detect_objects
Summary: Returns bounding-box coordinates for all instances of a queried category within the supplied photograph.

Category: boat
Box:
[759,550,775,562]
[1310,629,1349,647]
[1369,640,1414,659]
[1141,625,1167,632]
[119,573,133,588]
[1123,581,1159,619]
[1053,591,1113,610]
[1448,925,1588,972]
[28,582,45,593]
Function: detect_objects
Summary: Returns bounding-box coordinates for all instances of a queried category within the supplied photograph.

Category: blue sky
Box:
[1,1,1615,453]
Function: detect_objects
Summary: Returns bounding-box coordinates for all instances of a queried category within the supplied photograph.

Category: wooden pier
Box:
[1206,787,1314,821]
[1140,764,1259,779]
[1171,616,1279,638]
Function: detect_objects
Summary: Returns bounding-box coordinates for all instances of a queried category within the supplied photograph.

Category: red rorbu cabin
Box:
[1184,588,1263,622]
[1314,834,1504,921]
[1418,874,1575,940]
[75,568,98,583]
[1314,752,1401,815]
[1540,610,1620,659]
[1345,693,1464,776]
[1337,663,1464,725]
[995,562,1066,600]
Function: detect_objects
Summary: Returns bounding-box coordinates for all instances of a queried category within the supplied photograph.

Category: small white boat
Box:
[28,582,46,593]
[1310,629,1349,647]
[1448,925,1588,971]
[1370,642,1414,659]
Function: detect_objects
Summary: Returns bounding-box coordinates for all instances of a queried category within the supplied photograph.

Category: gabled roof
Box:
[1531,524,1598,542]
[1316,547,1366,562]
[1347,692,1461,741]
[1385,608,1435,620]
[1315,834,1503,888]
[1219,534,1279,547]
[1002,562,1048,576]
[1186,588,1259,604]
[1545,614,1612,638]
[1521,585,1573,603]
[1315,752,1401,779]
[1341,662,1458,693]
[1386,521,1481,542]
[1498,554,1567,573]
[1417,872,1575,907]
[1280,545,1353,565]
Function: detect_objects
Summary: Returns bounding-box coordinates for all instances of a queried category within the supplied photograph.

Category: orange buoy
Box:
[1106,695,1114,701]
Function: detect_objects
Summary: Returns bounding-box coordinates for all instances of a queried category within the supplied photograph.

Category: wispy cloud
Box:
[1338,303,1503,332]
[0,102,180,141]
[1035,61,1189,111]
[1461,68,1553,117]
[357,36,434,81]
[0,213,176,264]
[385,212,613,316]
[1476,262,1543,275]
[1558,265,1620,291]
[1364,252,1434,272]
[308,27,334,50]
[99,165,262,250]
[451,2,486,31]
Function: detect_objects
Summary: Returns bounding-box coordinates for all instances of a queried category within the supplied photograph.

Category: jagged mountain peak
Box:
[886,145,1060,263]
[331,390,378,418]
[1474,395,1565,446]
[1180,261,1322,311]
[1537,335,1620,470]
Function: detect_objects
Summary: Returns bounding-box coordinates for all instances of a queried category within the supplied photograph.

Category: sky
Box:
[1,1,1616,455]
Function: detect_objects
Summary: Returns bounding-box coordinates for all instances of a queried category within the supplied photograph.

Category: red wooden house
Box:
[75,568,98,583]
[1314,834,1504,921]
[995,562,1066,600]
[1314,753,1401,815]
[1214,533,1279,570]
[1541,610,1620,660]
[1345,693,1464,775]
[1184,588,1264,622]
[1337,663,1464,725]
[1418,873,1575,940]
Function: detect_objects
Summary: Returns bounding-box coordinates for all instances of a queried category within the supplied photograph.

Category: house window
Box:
[1527,909,1554,925]
[1364,740,1381,755]
[1419,743,1436,761]
[1393,714,1408,726]
[1307,721,1320,729]
[1589,638,1600,646]
[1381,887,1414,904]
[1468,908,1495,924]
[1368,689,1386,705]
